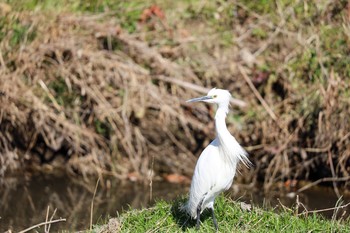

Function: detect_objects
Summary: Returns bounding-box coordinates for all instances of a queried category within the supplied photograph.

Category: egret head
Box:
[187,88,231,106]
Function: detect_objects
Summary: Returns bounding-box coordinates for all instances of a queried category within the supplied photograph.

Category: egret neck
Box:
[215,103,237,165]
[215,103,230,140]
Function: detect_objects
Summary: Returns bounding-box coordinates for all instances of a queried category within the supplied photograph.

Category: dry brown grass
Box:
[0,1,350,190]
[0,11,206,181]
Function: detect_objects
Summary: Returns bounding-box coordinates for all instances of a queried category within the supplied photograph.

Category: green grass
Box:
[7,0,145,33]
[91,196,349,233]
[0,15,36,47]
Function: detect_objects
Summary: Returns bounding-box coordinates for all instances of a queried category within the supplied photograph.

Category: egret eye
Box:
[213,95,217,98]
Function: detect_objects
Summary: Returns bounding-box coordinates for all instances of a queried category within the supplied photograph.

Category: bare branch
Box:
[297,176,350,193]
[155,75,247,108]
[238,65,278,121]
[18,219,66,233]
[90,177,100,230]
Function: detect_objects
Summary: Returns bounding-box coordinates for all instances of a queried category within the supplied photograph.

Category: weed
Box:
[107,196,350,232]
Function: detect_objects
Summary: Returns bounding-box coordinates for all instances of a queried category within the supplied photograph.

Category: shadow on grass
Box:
[171,197,215,231]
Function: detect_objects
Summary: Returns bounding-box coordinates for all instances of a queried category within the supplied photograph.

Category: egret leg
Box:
[181,216,191,230]
[196,198,204,230]
[210,208,218,231]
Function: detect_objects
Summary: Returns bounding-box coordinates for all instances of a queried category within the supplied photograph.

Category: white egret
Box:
[184,88,251,231]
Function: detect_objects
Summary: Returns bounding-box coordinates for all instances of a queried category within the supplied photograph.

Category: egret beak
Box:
[186,96,212,103]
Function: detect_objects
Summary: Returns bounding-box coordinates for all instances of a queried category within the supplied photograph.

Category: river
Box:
[0,174,348,232]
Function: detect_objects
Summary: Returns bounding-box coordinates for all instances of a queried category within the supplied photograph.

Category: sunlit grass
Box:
[91,196,350,232]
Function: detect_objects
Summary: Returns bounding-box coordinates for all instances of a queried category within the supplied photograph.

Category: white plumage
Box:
[184,88,250,230]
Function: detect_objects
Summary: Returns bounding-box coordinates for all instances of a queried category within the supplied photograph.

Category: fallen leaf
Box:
[284,179,298,188]
[140,5,165,23]
[164,173,190,184]
[150,5,165,19]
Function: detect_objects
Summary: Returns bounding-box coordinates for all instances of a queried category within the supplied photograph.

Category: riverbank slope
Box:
[92,196,350,232]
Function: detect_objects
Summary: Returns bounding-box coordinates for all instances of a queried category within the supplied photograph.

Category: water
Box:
[0,174,348,232]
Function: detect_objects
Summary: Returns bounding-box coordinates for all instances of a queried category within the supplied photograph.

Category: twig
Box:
[297,176,350,193]
[295,195,300,215]
[277,198,292,212]
[238,65,278,122]
[38,79,63,113]
[24,187,36,212]
[47,208,58,233]
[18,219,66,233]
[295,195,308,216]
[298,202,350,216]
[90,177,100,230]
[0,49,7,70]
[149,153,155,202]
[340,131,350,143]
[328,150,341,198]
[298,144,331,153]
[45,206,50,233]
[332,198,344,222]
[155,75,247,108]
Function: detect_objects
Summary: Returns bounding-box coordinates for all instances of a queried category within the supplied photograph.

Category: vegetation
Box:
[0,0,349,190]
[1,1,350,232]
[92,196,350,232]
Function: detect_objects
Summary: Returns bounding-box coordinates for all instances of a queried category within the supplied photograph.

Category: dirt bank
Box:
[0,1,349,189]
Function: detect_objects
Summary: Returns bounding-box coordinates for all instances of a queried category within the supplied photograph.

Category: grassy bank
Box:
[0,0,349,189]
[91,196,350,232]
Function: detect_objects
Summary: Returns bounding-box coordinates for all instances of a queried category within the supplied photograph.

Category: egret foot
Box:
[210,208,218,231]
[196,198,204,230]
